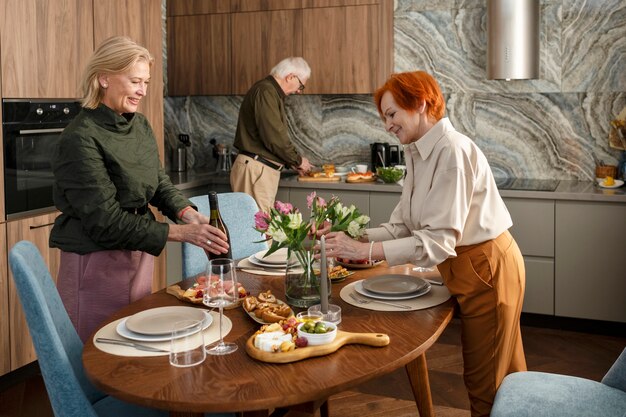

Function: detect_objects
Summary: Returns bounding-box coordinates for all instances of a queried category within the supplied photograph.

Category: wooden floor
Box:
[0,317,624,417]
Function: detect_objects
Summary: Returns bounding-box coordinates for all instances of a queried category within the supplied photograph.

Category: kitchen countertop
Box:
[168,170,626,203]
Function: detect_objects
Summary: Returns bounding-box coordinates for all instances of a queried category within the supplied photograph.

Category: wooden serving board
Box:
[297,175,341,182]
[246,330,390,363]
[166,285,241,309]
[346,176,377,183]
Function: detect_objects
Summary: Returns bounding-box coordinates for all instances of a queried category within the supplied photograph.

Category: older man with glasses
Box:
[231,57,313,214]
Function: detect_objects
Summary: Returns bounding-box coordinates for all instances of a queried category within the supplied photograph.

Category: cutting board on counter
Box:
[346,176,377,183]
[298,175,341,182]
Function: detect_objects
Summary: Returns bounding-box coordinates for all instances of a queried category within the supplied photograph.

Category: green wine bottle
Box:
[208,191,233,260]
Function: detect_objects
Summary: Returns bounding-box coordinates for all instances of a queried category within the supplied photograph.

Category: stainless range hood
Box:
[487,0,540,80]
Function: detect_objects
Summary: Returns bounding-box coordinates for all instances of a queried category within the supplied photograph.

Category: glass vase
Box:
[284,247,330,308]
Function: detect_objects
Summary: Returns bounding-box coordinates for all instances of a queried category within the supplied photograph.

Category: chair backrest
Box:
[182,192,268,278]
[8,241,105,417]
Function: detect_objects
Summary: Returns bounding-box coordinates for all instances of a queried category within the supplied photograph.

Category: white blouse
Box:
[366,118,512,267]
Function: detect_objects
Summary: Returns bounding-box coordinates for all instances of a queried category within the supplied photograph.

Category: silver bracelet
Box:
[368,241,375,264]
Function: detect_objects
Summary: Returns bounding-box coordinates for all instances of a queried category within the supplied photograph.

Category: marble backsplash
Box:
[164,0,626,181]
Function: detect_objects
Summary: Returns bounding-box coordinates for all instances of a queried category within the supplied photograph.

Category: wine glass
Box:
[203,258,238,355]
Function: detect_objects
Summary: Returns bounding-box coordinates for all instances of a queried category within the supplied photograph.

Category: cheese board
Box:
[297,175,341,182]
[245,330,390,363]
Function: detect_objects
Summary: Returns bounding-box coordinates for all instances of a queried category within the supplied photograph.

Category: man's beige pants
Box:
[438,230,527,417]
[230,154,281,214]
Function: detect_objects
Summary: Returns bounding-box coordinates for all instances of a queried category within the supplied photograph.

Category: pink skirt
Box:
[57,250,154,343]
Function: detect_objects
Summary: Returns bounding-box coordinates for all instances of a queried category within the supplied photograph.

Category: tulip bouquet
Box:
[254,192,370,307]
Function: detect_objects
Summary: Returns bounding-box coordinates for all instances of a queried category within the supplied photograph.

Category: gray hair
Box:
[81,36,154,109]
[270,57,311,80]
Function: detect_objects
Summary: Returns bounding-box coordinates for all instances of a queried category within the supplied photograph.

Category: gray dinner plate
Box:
[362,275,429,296]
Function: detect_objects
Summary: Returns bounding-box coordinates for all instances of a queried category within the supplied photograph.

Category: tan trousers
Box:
[437,230,527,417]
[230,154,281,214]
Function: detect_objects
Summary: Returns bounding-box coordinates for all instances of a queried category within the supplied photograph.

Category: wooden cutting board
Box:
[346,176,377,183]
[297,175,341,182]
[246,330,390,363]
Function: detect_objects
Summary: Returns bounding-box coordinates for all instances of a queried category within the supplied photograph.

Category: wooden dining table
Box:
[82,263,456,417]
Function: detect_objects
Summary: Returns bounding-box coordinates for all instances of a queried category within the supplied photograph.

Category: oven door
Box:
[3,126,63,218]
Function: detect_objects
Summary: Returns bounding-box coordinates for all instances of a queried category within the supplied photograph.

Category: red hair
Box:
[374,71,445,121]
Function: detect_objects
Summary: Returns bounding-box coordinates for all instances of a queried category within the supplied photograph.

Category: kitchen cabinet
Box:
[503,198,555,315]
[555,201,626,323]
[167,12,231,96]
[368,192,398,228]
[231,9,302,94]
[0,222,9,376]
[166,0,393,95]
[6,212,60,371]
[302,4,383,94]
[0,0,93,98]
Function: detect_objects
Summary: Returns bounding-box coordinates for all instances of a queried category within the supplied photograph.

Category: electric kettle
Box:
[371,142,389,169]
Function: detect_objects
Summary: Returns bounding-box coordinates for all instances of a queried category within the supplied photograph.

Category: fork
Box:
[349,292,412,310]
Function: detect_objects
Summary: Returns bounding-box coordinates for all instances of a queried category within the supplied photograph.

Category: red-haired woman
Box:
[321,71,526,417]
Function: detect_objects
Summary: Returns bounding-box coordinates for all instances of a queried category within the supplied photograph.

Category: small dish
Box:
[336,259,384,269]
[596,178,624,189]
[296,310,323,322]
[297,320,337,346]
[243,299,294,325]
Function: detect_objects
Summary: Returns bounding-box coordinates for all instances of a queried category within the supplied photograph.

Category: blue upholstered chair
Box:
[182,192,268,278]
[491,348,626,417]
[8,241,234,417]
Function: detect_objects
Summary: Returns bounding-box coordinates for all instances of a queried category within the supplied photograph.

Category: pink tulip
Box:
[307,191,317,208]
[254,211,270,231]
[274,201,293,215]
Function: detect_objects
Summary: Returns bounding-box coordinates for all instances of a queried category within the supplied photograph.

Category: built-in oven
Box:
[2,99,82,219]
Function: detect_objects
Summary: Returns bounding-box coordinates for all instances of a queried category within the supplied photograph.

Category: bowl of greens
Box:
[376,166,404,183]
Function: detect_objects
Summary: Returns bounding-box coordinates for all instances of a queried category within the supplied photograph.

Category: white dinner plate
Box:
[117,311,212,342]
[125,306,206,335]
[362,275,429,296]
[354,280,431,301]
[253,248,291,265]
[596,178,624,189]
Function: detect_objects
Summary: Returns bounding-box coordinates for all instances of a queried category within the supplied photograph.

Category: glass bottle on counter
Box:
[208,191,232,260]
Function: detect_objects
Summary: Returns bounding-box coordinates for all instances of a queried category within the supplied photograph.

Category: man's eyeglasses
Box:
[295,76,305,92]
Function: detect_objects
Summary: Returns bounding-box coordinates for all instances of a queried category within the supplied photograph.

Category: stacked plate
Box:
[248,248,298,269]
[355,275,431,300]
[116,306,212,342]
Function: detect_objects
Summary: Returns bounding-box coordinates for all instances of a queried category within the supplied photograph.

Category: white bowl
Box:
[297,320,337,346]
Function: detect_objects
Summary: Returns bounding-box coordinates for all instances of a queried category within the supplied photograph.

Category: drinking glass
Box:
[203,258,238,355]
[169,319,206,367]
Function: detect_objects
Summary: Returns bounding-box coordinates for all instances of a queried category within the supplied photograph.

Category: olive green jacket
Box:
[50,104,191,256]
[233,76,302,167]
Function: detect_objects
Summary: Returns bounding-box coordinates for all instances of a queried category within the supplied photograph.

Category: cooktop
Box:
[495,178,560,192]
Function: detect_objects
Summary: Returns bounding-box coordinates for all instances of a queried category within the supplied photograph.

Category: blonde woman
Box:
[51,36,229,341]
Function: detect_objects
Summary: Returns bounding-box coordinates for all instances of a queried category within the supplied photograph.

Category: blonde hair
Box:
[81,36,154,109]
[270,57,311,80]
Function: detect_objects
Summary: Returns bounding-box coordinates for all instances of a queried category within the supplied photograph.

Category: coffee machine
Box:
[371,142,401,169]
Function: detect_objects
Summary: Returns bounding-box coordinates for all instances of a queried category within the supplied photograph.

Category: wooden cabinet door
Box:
[0,222,9,375]
[302,4,380,93]
[232,0,302,11]
[232,9,303,94]
[7,212,60,370]
[168,13,232,95]
[0,0,93,98]
[167,0,231,16]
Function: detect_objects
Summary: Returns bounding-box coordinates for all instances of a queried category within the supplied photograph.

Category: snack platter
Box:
[242,290,294,324]
[245,329,390,364]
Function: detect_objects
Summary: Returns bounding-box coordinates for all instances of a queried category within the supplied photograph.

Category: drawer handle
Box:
[30,222,55,230]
